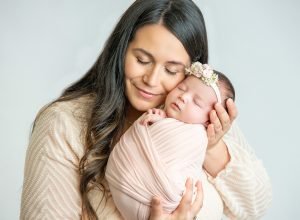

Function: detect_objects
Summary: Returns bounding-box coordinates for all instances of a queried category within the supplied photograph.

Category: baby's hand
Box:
[147,108,166,117]
[140,108,166,126]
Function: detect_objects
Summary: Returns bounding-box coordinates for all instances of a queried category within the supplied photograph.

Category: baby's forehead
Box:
[183,75,223,102]
[183,75,207,88]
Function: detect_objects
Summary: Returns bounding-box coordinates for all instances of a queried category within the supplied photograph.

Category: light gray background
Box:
[0,0,299,219]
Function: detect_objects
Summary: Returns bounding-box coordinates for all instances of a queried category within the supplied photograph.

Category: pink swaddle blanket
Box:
[106,117,207,220]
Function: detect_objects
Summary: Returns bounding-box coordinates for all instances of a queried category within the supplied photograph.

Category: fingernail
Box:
[227,98,233,104]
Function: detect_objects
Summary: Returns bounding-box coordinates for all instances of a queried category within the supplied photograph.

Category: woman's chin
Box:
[131,101,162,112]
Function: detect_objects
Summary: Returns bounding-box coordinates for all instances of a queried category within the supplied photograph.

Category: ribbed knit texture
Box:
[20,96,272,220]
[106,118,208,220]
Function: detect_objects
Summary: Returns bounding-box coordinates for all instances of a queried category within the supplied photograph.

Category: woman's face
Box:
[124,24,190,112]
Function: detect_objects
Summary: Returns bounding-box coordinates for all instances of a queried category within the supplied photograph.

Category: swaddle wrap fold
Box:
[106,117,207,220]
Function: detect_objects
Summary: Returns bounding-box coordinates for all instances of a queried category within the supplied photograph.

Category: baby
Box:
[140,64,234,127]
[106,62,235,220]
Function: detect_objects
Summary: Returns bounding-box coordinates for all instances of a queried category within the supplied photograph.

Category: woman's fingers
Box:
[172,178,193,216]
[206,123,216,145]
[149,178,204,220]
[206,99,238,148]
[191,180,203,215]
[209,109,223,134]
[176,178,203,218]
[214,104,230,132]
[180,178,193,211]
[149,196,164,220]
[207,103,230,147]
[214,99,237,132]
[214,99,238,132]
[226,98,238,121]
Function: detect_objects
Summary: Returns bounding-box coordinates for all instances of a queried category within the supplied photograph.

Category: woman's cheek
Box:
[125,54,140,77]
[165,75,185,93]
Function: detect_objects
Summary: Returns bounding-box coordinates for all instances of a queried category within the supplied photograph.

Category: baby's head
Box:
[164,62,235,126]
[214,70,235,108]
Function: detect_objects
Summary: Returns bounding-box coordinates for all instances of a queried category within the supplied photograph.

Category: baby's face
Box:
[164,76,218,125]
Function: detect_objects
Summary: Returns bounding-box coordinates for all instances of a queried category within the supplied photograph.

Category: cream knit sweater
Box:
[20,96,272,220]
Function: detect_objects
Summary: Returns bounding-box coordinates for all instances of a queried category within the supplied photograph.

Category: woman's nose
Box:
[142,65,161,87]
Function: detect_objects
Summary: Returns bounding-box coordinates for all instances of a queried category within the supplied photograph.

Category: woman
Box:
[20,0,272,219]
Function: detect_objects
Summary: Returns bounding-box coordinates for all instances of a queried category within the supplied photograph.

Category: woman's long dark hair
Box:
[37,0,208,219]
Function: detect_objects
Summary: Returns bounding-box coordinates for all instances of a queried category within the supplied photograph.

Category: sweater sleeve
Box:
[20,105,84,219]
[207,122,272,220]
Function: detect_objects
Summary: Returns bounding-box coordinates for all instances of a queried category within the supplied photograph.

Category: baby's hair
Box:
[214,70,235,109]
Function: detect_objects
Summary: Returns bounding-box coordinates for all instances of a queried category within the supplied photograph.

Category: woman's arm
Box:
[204,100,272,219]
[210,122,272,219]
[20,105,83,219]
[203,139,230,177]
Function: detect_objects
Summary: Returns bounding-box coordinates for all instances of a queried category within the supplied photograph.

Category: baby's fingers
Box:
[147,109,154,114]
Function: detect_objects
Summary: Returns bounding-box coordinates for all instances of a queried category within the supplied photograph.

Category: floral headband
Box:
[185,62,221,103]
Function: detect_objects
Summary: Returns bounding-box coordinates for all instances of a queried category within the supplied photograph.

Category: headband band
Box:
[185,62,221,103]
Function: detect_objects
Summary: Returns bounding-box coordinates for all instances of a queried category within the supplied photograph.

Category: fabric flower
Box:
[202,64,213,78]
[190,62,203,75]
[185,62,218,86]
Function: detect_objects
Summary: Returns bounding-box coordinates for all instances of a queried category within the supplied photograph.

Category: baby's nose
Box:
[179,93,188,103]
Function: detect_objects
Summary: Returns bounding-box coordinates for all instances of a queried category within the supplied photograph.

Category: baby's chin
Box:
[165,106,181,120]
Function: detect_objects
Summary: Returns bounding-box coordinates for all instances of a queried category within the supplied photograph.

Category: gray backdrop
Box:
[1,0,299,219]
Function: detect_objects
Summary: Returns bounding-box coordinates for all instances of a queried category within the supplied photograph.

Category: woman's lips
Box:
[135,86,160,99]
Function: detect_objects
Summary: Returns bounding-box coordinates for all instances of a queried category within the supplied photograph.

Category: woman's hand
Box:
[206,99,238,149]
[149,178,203,220]
[203,99,238,176]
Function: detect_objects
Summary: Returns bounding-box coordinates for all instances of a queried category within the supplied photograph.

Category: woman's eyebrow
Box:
[133,48,186,67]
[166,61,186,68]
[133,48,153,59]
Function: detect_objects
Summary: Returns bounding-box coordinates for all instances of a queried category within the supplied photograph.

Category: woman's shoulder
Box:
[48,94,93,114]
[30,95,95,160]
[36,94,94,126]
